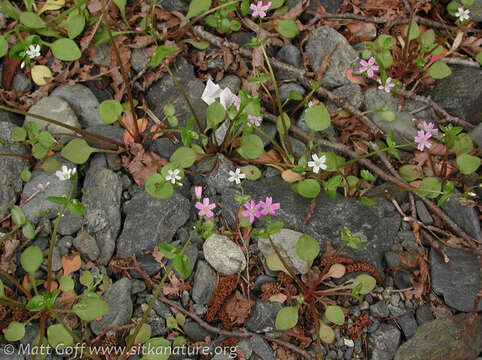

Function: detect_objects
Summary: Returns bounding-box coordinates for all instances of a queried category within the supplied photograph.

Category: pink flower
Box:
[259,197,280,216]
[195,197,216,218]
[378,77,395,93]
[233,95,241,111]
[250,1,272,18]
[422,121,439,136]
[414,130,432,151]
[242,200,262,223]
[194,186,202,199]
[247,115,262,127]
[135,26,142,31]
[359,56,379,78]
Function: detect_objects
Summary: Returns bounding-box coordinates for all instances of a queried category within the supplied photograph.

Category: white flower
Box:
[308,154,327,173]
[344,338,355,347]
[34,182,50,192]
[228,168,246,184]
[455,7,470,21]
[201,79,222,105]
[165,168,181,184]
[26,44,41,59]
[55,166,76,181]
[219,87,235,109]
[308,100,314,108]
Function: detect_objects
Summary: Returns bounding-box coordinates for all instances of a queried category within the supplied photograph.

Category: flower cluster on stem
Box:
[242,196,280,223]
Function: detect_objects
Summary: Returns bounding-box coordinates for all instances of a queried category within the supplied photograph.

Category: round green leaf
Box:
[61,138,96,164]
[186,0,212,19]
[5,322,26,342]
[352,274,376,295]
[73,298,109,321]
[21,245,43,273]
[292,179,321,198]
[0,35,7,58]
[170,146,197,168]
[296,234,320,267]
[319,321,335,344]
[325,306,345,325]
[476,52,482,66]
[67,11,86,39]
[38,131,54,148]
[427,61,451,79]
[141,337,171,360]
[237,134,265,160]
[20,12,46,29]
[453,133,473,156]
[21,168,32,182]
[99,99,123,124]
[185,39,210,50]
[149,45,176,67]
[11,127,27,142]
[277,19,299,38]
[32,143,49,160]
[50,38,81,61]
[79,271,94,288]
[145,173,174,199]
[399,164,421,182]
[403,21,420,41]
[417,177,441,199]
[206,101,226,130]
[59,276,75,292]
[22,221,35,240]
[275,306,299,330]
[456,154,481,175]
[265,253,288,273]
[47,324,74,349]
[11,205,26,226]
[240,165,262,180]
[127,323,151,345]
[304,104,331,131]
[173,254,191,279]
[41,157,61,173]
[0,279,4,298]
[158,242,180,259]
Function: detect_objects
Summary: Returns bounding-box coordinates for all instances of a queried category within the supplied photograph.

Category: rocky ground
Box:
[1,0,482,359]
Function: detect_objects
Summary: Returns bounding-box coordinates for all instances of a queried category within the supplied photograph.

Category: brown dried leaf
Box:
[281,169,303,183]
[121,143,167,186]
[62,254,82,276]
[269,293,288,303]
[0,238,20,273]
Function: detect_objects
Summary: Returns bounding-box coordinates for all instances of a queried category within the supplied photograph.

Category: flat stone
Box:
[148,136,180,159]
[84,125,124,150]
[275,45,303,80]
[327,83,362,111]
[305,26,358,89]
[221,177,400,273]
[279,83,306,103]
[13,73,32,93]
[203,233,246,275]
[183,321,214,342]
[258,228,309,274]
[245,301,282,333]
[51,84,103,128]
[0,108,23,126]
[117,188,190,256]
[0,121,28,218]
[368,324,401,360]
[430,246,482,312]
[394,313,482,360]
[470,122,482,148]
[370,301,389,319]
[160,0,189,14]
[398,312,418,339]
[415,201,433,225]
[130,48,150,73]
[415,304,433,325]
[91,278,133,335]
[440,191,482,241]
[130,254,161,279]
[207,154,236,193]
[192,260,217,305]
[73,231,100,261]
[57,211,82,236]
[219,75,241,93]
[249,335,275,360]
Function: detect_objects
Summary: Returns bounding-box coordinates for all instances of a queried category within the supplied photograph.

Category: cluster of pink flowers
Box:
[242,197,280,223]
[414,121,439,151]
[194,186,216,218]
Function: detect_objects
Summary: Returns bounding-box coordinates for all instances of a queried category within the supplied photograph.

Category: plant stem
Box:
[0,297,26,308]
[0,267,31,298]
[0,153,32,160]
[45,0,84,25]
[344,142,413,166]
[253,126,290,163]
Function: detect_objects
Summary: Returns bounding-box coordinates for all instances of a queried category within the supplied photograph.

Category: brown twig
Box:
[440,57,480,68]
[90,323,136,345]
[0,267,32,299]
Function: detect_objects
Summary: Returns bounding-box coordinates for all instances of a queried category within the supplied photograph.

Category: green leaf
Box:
[186,0,212,19]
[288,90,303,101]
[50,38,81,61]
[22,222,35,240]
[158,242,180,259]
[127,324,151,345]
[399,164,421,182]
[21,245,43,273]
[325,305,345,325]
[26,121,39,140]
[38,131,54,149]
[20,12,46,29]
[67,11,85,39]
[206,101,226,131]
[149,45,176,68]
[275,306,299,330]
[80,271,94,288]
[47,324,74,349]
[265,253,288,273]
[11,127,27,142]
[476,52,482,66]
[291,179,320,198]
[0,279,4,298]
[237,134,265,160]
[461,0,474,6]
[173,254,191,279]
[61,138,97,164]
[59,276,75,292]
[240,165,262,180]
[185,39,210,50]
[276,112,291,136]
[32,143,49,160]
[141,337,171,360]
[319,321,335,344]
[403,21,420,41]
[5,322,26,342]
[170,146,197,168]
[11,205,26,226]
[378,109,396,122]
[145,174,174,199]
[163,104,176,117]
[112,0,126,14]
[453,133,473,156]
[73,298,109,321]
[352,274,376,294]
[176,313,186,327]
[0,35,7,58]
[456,154,481,174]
[417,177,442,198]
[41,157,61,173]
[247,74,271,84]
[99,99,123,124]
[360,170,374,182]
[276,19,299,38]
[304,104,331,131]
[427,61,451,79]
[296,234,319,268]
[420,29,435,47]
[21,168,32,182]
[360,197,376,206]
[341,227,362,249]
[66,199,86,216]
[47,196,69,205]
[26,294,48,311]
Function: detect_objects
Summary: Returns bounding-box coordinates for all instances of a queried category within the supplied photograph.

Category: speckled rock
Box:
[203,233,246,275]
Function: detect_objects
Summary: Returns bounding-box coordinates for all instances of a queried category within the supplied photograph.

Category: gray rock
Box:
[183,321,214,342]
[440,191,482,241]
[0,121,28,218]
[51,84,103,128]
[24,96,81,141]
[82,167,122,265]
[415,304,433,325]
[279,83,306,103]
[415,201,433,225]
[131,279,146,294]
[287,0,342,13]
[398,312,418,339]
[57,211,82,236]
[0,108,23,126]
[73,231,100,261]
[253,274,276,290]
[258,228,308,274]
[238,339,253,359]
[370,301,389,319]
[0,349,23,359]
[51,246,62,272]
[394,313,482,360]
[260,122,277,147]
[327,83,362,110]
[91,278,133,335]
[430,246,482,312]
[249,335,274,360]
[117,188,190,256]
[221,177,400,273]
[207,154,236,193]
[470,0,482,21]
[219,75,241,93]
[203,233,246,275]
[131,254,161,279]
[289,136,307,159]
[305,26,358,89]
[148,136,180,159]
[130,48,150,73]
[161,0,189,14]
[13,73,32,93]
[368,324,400,360]
[428,65,482,125]
[146,58,207,135]
[470,122,482,148]
[93,43,111,66]
[245,301,282,333]
[84,125,124,150]
[276,45,302,80]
